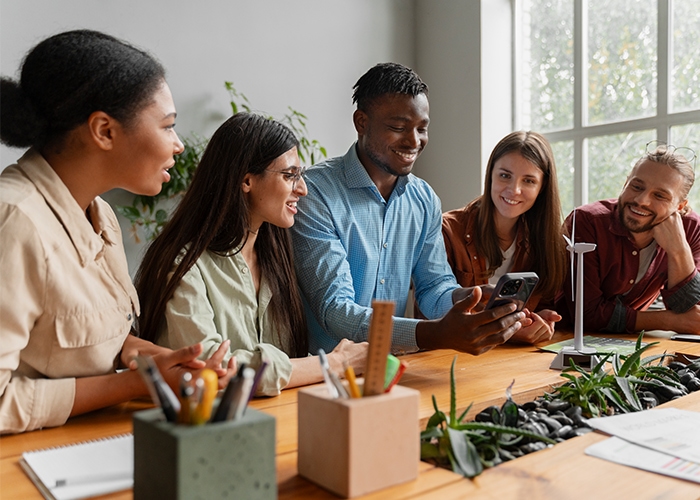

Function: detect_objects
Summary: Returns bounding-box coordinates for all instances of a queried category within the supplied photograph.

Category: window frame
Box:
[514,0,700,207]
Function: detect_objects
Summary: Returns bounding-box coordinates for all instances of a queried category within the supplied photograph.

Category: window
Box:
[517,0,700,217]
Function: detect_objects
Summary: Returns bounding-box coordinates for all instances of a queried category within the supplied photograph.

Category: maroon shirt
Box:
[556,199,700,332]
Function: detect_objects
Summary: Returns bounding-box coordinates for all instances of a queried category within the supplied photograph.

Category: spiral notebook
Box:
[19,433,133,500]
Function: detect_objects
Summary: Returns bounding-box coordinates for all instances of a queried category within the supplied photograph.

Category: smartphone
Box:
[484,272,539,312]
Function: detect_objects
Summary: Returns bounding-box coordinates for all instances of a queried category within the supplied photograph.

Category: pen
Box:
[247,360,268,403]
[136,356,181,422]
[211,363,246,422]
[344,363,362,398]
[178,372,194,424]
[228,367,255,420]
[192,369,218,425]
[329,370,350,399]
[318,349,339,398]
[53,471,132,488]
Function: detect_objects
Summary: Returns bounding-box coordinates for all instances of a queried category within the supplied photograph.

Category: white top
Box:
[488,241,516,285]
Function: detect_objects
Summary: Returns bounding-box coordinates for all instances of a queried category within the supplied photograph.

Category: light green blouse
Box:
[158,249,293,396]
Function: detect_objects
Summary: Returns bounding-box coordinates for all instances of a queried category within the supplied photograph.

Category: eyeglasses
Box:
[645,140,697,169]
[266,166,307,189]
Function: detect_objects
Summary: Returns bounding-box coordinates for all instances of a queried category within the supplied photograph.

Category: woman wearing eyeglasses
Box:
[136,113,368,395]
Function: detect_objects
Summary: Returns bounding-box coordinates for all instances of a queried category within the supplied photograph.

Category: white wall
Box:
[1,0,416,167]
[1,0,514,272]
[1,0,418,273]
[414,0,513,212]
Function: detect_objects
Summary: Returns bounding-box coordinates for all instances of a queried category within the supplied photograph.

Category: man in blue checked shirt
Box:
[290,63,527,356]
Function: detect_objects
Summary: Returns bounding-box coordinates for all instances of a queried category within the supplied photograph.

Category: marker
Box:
[211,363,246,422]
[192,369,218,425]
[344,363,362,398]
[136,356,180,422]
[318,349,339,398]
[247,360,268,403]
[178,372,194,424]
[228,367,255,420]
[329,370,350,399]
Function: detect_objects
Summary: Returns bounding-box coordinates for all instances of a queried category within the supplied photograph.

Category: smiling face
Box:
[490,152,544,225]
[354,93,429,179]
[244,147,307,231]
[116,81,184,196]
[618,159,687,234]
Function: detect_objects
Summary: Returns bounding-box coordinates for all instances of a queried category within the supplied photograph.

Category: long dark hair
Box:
[0,29,165,151]
[135,113,308,357]
[475,131,566,301]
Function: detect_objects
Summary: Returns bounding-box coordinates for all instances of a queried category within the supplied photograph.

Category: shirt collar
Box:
[18,149,118,267]
[343,143,412,196]
[608,200,631,238]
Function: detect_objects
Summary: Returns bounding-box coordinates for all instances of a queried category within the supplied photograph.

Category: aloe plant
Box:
[420,357,555,478]
[549,332,688,417]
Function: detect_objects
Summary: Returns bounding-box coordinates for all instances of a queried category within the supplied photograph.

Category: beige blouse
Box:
[159,249,293,396]
[0,150,139,434]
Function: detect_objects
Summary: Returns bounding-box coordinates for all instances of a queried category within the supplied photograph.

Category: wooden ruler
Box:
[362,300,395,396]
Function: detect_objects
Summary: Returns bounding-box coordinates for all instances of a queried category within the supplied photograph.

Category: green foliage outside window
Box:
[521,0,699,214]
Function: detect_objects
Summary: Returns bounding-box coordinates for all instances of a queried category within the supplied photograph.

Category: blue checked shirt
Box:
[290,144,458,354]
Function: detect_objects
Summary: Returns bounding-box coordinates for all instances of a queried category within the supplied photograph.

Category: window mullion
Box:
[658,0,670,142]
[574,0,586,206]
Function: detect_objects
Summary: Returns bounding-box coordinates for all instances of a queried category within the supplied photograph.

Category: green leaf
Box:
[420,427,444,440]
[614,377,642,409]
[449,356,457,426]
[155,209,168,224]
[457,402,473,424]
[447,427,483,478]
[453,422,556,444]
[426,410,446,429]
[501,399,518,427]
[116,205,141,220]
[420,441,443,459]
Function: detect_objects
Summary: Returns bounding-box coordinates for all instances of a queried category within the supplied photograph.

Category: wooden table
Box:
[3,331,700,499]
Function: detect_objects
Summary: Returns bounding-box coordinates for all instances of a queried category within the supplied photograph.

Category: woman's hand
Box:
[120,334,206,371]
[200,340,237,389]
[327,339,369,376]
[124,337,237,392]
[509,309,561,344]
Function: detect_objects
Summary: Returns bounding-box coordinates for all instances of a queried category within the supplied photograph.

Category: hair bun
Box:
[0,78,49,148]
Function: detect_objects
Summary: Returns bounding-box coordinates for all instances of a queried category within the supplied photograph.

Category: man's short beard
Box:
[619,200,657,233]
[366,148,410,178]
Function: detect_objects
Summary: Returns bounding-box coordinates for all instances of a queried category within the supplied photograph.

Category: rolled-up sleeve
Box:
[162,257,292,396]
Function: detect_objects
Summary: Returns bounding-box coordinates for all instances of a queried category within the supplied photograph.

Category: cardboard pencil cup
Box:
[133,407,276,500]
[297,383,420,498]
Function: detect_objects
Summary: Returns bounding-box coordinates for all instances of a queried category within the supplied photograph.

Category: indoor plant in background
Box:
[117,81,326,243]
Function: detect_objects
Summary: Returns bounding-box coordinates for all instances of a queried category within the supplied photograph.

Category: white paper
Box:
[586,437,700,484]
[21,434,133,500]
[588,408,700,463]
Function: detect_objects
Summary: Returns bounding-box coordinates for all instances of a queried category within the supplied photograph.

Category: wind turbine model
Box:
[550,209,600,370]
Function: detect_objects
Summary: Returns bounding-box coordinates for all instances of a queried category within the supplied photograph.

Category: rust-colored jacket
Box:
[440,199,542,311]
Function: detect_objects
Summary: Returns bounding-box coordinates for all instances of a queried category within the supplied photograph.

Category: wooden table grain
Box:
[2,331,700,499]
